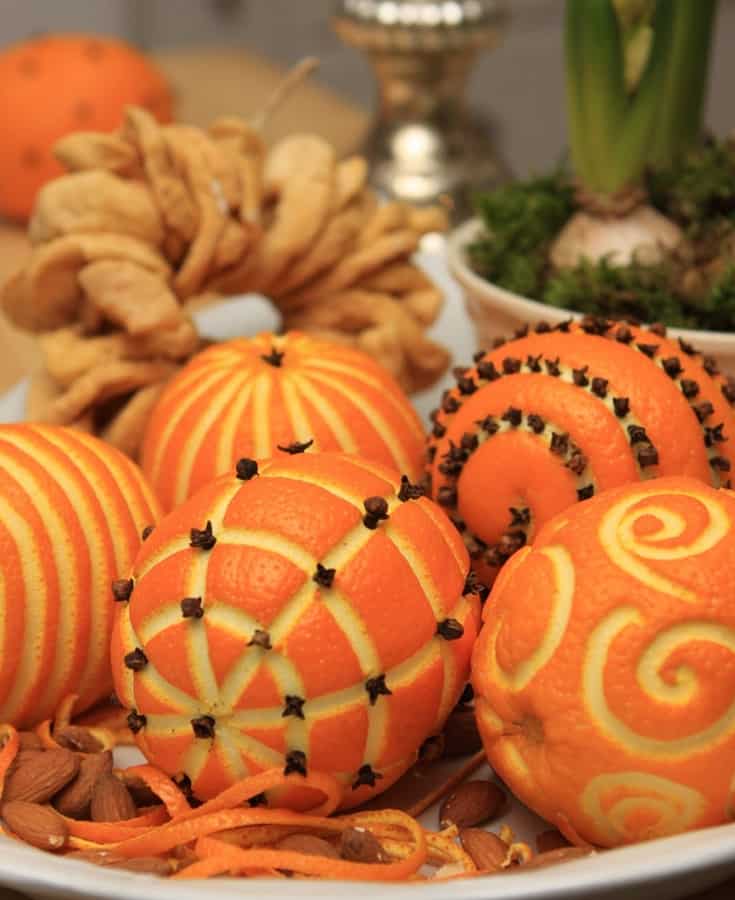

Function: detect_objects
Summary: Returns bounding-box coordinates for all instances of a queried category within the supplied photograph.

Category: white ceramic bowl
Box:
[448,217,735,371]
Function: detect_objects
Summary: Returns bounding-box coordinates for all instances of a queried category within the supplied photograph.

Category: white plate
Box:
[0,239,734,900]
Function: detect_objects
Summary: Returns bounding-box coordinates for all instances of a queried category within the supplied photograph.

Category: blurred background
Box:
[1,0,734,178]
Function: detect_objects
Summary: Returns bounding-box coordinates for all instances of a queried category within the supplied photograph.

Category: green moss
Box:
[467,137,735,331]
[693,265,735,331]
[649,140,735,238]
[467,172,574,298]
[543,258,695,327]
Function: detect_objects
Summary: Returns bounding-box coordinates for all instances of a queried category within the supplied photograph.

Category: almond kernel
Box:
[54,725,103,754]
[53,751,113,819]
[111,857,173,876]
[275,833,340,859]
[512,846,593,870]
[339,827,387,863]
[439,780,506,830]
[2,800,68,851]
[90,774,137,822]
[459,828,508,871]
[536,828,571,854]
[441,707,483,758]
[17,732,43,751]
[3,749,79,804]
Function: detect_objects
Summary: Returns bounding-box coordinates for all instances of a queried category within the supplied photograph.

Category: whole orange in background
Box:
[142,332,427,512]
[0,34,173,222]
[427,319,735,584]
[0,424,161,728]
[473,475,735,847]
[112,451,479,808]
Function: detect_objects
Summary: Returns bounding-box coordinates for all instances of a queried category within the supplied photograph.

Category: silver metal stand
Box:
[332,0,510,219]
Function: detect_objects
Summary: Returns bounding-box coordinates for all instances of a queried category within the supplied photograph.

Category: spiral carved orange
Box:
[141,332,426,512]
[426,318,735,584]
[0,424,161,728]
[473,476,735,847]
[111,451,479,808]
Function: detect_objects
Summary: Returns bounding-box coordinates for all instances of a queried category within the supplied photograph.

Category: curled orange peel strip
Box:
[174,812,426,882]
[62,806,169,842]
[55,694,79,731]
[0,725,19,799]
[170,767,342,823]
[68,769,342,854]
[35,719,56,749]
[121,765,191,819]
[106,806,418,861]
[35,718,116,754]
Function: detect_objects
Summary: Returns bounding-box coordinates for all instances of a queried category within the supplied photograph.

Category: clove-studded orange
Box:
[473,476,735,847]
[0,424,161,728]
[141,332,426,512]
[426,317,735,584]
[111,451,479,808]
[0,33,173,222]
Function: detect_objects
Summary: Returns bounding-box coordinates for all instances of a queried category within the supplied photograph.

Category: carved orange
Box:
[0,424,161,728]
[141,332,427,512]
[111,451,479,808]
[473,476,735,846]
[0,33,172,221]
[427,320,735,584]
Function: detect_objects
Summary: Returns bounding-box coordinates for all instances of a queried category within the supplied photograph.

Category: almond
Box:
[441,707,483,758]
[110,857,173,876]
[7,749,45,775]
[275,833,340,859]
[439,780,506,829]
[54,725,103,754]
[90,774,137,822]
[2,800,68,851]
[17,731,43,751]
[65,850,173,875]
[3,749,79,804]
[418,733,445,764]
[459,828,509,871]
[118,773,162,808]
[339,827,387,863]
[513,846,593,870]
[65,850,126,865]
[53,750,113,819]
[536,828,570,854]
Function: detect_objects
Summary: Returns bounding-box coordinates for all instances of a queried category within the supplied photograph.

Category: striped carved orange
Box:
[141,332,426,512]
[426,318,735,584]
[111,451,479,809]
[0,424,161,728]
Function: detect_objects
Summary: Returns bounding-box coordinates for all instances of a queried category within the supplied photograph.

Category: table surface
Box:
[0,45,734,900]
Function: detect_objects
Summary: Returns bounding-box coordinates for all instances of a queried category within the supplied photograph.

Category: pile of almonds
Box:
[0,708,595,879]
[0,725,172,874]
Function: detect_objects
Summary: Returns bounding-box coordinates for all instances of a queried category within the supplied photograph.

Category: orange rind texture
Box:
[141,331,427,511]
[426,319,735,584]
[112,452,479,808]
[473,475,735,847]
[0,34,172,222]
[0,424,161,728]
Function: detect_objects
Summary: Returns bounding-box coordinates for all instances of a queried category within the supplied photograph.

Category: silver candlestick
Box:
[332,0,510,219]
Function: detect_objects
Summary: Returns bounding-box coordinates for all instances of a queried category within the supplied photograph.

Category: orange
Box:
[0,34,173,222]
[426,318,735,584]
[473,475,735,847]
[0,424,161,728]
[111,451,480,808]
[141,332,427,512]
